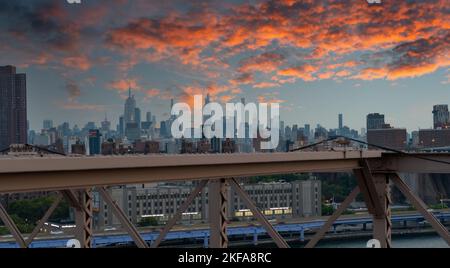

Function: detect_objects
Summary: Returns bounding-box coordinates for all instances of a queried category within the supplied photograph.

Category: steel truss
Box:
[0,152,449,248]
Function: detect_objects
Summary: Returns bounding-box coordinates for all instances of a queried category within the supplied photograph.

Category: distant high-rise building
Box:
[367,126,407,150]
[304,124,311,139]
[84,122,96,132]
[134,107,141,129]
[101,114,111,133]
[411,131,420,147]
[367,113,385,130]
[280,120,285,138]
[361,128,366,136]
[338,114,343,130]
[146,112,152,123]
[119,116,124,136]
[43,119,53,130]
[418,129,450,148]
[0,65,27,149]
[433,105,449,129]
[124,88,136,126]
[88,129,101,155]
[125,123,140,141]
[285,126,292,141]
[60,122,70,136]
[292,124,298,141]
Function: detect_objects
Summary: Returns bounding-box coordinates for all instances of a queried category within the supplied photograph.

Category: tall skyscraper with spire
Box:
[101,113,111,132]
[123,87,141,141]
[124,87,136,126]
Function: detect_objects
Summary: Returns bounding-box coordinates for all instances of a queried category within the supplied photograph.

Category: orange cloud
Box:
[387,62,448,80]
[335,70,352,77]
[108,79,140,92]
[253,82,280,89]
[352,67,387,80]
[102,0,448,84]
[62,56,92,71]
[277,65,319,81]
[146,88,160,97]
[238,53,285,74]
[317,71,335,79]
[231,73,254,85]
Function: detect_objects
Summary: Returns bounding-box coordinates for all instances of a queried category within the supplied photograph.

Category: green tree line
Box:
[0,195,70,235]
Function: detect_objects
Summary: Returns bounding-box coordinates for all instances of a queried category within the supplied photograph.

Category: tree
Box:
[0,226,9,236]
[322,204,335,216]
[4,195,70,234]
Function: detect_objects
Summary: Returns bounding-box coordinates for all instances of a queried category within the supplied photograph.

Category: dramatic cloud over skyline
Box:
[0,0,448,131]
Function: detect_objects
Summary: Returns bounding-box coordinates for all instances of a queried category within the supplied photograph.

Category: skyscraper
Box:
[124,87,136,127]
[118,116,124,136]
[134,107,141,129]
[0,65,27,149]
[88,129,101,155]
[43,119,53,130]
[367,127,407,151]
[433,105,449,129]
[338,114,343,130]
[101,114,111,133]
[304,124,311,139]
[367,113,385,130]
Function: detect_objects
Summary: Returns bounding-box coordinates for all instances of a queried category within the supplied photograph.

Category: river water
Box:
[316,234,449,248]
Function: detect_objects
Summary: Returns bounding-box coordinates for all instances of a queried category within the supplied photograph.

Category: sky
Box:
[0,0,448,132]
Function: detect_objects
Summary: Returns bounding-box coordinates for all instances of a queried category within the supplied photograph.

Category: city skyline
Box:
[27,97,450,134]
[0,0,448,131]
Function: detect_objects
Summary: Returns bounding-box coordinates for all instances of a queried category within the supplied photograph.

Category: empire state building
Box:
[124,87,136,126]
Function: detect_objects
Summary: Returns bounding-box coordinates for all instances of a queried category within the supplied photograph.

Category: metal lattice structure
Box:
[0,151,449,248]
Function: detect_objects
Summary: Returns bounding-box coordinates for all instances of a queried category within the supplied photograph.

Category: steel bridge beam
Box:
[353,162,385,217]
[390,173,450,245]
[73,189,93,248]
[371,174,392,248]
[151,180,208,248]
[0,201,26,248]
[0,152,381,194]
[209,179,229,248]
[353,160,391,248]
[98,187,148,248]
[229,178,289,248]
[369,154,450,173]
[305,186,360,248]
[25,193,63,247]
